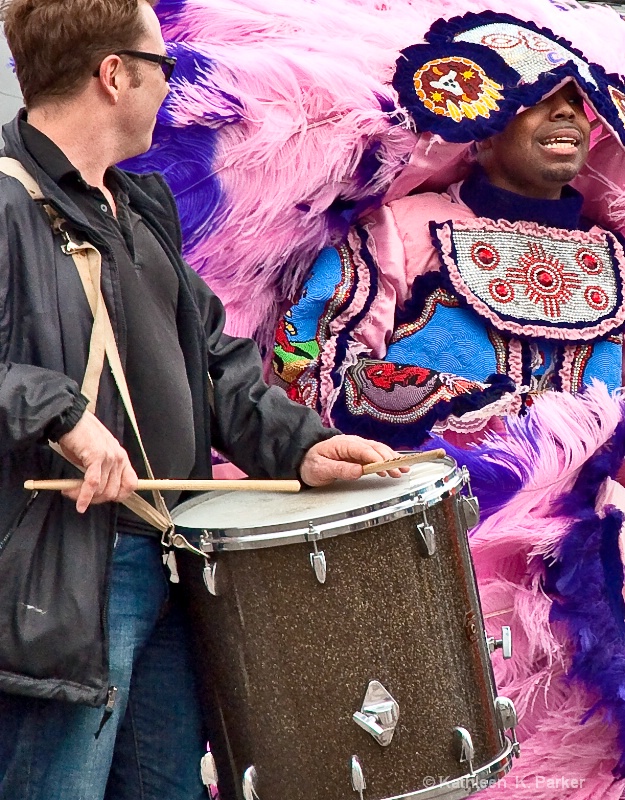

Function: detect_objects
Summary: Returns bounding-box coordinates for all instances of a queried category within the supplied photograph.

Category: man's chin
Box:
[541,162,585,186]
[121,137,154,162]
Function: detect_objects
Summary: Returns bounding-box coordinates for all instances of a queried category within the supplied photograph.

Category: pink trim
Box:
[560,346,575,394]
[437,219,625,341]
[508,337,524,387]
[352,215,402,359]
[507,338,524,415]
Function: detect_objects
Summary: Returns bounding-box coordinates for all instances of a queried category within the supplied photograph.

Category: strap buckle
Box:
[161,523,176,549]
[44,208,86,256]
[59,226,86,256]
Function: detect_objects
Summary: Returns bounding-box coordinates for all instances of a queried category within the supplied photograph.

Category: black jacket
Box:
[0,115,335,706]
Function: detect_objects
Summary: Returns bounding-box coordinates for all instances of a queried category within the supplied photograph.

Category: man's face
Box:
[478,83,591,200]
[118,0,170,158]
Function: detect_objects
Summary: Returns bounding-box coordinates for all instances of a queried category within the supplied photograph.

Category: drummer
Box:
[0,2,406,799]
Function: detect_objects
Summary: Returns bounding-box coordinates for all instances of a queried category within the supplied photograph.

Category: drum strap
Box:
[0,157,175,538]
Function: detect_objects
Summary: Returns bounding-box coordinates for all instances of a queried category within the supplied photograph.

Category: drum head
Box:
[172,456,463,550]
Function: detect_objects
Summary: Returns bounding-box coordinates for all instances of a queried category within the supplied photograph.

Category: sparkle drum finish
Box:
[173,458,517,800]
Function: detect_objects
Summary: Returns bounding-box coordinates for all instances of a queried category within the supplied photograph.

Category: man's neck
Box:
[26,103,118,192]
[458,166,586,231]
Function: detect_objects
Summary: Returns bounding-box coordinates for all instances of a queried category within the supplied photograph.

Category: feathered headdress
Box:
[123,0,625,357]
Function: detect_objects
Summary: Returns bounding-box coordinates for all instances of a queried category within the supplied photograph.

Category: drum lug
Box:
[242,765,259,800]
[460,495,480,530]
[307,523,327,584]
[460,467,480,529]
[350,756,366,799]
[487,625,513,659]
[452,726,476,778]
[202,557,219,596]
[415,508,436,557]
[353,680,400,746]
[495,696,521,757]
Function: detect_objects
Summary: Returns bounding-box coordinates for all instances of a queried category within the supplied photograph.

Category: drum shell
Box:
[180,491,503,800]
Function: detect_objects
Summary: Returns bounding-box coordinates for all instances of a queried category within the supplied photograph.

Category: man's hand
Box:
[57,411,138,513]
[299,435,409,487]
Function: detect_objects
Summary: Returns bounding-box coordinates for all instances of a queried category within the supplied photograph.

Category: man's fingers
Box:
[99,462,124,505]
[325,460,363,482]
[119,464,139,498]
[75,463,103,513]
[346,437,400,466]
[377,467,403,478]
[57,412,138,511]
[300,435,410,487]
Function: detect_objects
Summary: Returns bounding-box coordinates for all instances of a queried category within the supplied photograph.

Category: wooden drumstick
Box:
[23,478,301,493]
[361,448,447,475]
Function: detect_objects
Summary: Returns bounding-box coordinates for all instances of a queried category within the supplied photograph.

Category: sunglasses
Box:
[93,50,177,82]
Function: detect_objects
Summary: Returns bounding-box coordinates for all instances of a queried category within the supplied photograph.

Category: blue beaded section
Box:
[386,304,498,382]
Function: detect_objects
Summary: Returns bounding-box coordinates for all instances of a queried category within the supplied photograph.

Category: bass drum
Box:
[174,457,518,800]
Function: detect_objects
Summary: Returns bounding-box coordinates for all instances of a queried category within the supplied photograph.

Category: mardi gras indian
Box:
[128,0,625,797]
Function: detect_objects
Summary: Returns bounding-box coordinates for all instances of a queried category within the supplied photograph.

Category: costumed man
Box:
[0,1,407,799]
[273,13,625,799]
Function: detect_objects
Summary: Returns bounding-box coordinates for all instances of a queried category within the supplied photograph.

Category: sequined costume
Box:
[273,167,625,447]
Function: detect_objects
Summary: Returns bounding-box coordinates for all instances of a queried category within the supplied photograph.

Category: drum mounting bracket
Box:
[306,523,327,584]
[353,680,400,747]
[199,534,220,596]
[242,765,259,800]
[495,696,521,757]
[202,557,219,596]
[459,467,481,530]
[452,726,477,784]
[487,625,513,659]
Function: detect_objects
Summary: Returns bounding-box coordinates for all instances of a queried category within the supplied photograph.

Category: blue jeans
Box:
[0,533,208,800]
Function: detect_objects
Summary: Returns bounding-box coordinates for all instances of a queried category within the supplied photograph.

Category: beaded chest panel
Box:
[432,219,625,341]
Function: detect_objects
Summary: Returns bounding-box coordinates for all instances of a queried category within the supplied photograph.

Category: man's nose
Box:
[550,96,576,120]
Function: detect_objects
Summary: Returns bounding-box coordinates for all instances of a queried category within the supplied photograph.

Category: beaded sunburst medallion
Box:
[432,218,625,341]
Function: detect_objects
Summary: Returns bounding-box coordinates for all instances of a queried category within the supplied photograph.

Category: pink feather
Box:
[468,384,625,797]
[151,0,625,349]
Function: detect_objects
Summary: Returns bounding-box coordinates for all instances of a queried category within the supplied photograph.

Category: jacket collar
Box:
[1,112,97,233]
[1,112,178,249]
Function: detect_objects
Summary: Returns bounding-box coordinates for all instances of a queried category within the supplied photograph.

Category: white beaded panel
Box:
[451,227,616,325]
[454,23,597,88]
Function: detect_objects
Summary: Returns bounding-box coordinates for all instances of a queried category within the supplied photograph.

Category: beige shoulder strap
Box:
[0,157,173,535]
[0,157,44,201]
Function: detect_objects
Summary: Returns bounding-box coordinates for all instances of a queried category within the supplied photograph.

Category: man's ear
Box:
[95,55,122,104]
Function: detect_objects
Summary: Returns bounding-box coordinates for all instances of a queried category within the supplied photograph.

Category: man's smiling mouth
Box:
[539,129,582,153]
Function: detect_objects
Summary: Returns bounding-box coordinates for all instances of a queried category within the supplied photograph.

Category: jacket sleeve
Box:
[0,180,87,456]
[0,363,86,456]
[187,269,339,479]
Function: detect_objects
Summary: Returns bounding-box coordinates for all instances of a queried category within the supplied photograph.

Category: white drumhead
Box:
[172,458,457,533]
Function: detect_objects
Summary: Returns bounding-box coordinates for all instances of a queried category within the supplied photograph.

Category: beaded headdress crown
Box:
[393,11,625,146]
